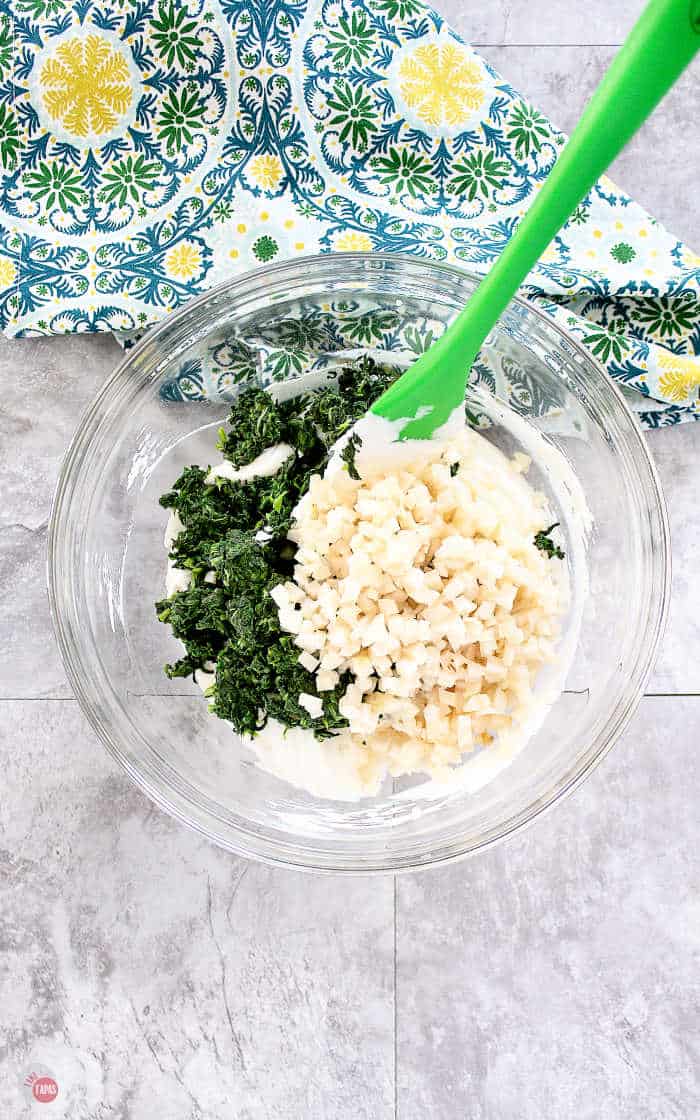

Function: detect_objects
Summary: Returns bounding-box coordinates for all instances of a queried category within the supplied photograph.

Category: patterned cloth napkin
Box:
[1,0,698,427]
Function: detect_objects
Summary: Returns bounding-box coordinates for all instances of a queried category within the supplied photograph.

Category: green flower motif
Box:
[157,87,206,153]
[448,150,509,201]
[402,323,435,354]
[326,81,377,151]
[274,317,330,349]
[633,294,697,339]
[327,12,375,68]
[344,310,399,343]
[373,147,434,199]
[151,2,200,68]
[569,203,589,226]
[0,102,20,170]
[211,339,257,384]
[507,102,550,159]
[25,161,86,212]
[0,15,12,73]
[610,241,636,264]
[99,155,159,206]
[15,0,65,16]
[264,347,305,381]
[373,0,424,18]
[582,320,630,363]
[213,201,233,222]
[252,235,279,263]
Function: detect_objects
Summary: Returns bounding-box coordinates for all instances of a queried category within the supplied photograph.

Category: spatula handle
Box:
[442,0,700,367]
[372,0,700,438]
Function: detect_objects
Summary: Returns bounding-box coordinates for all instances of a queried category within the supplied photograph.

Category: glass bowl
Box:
[48,254,670,873]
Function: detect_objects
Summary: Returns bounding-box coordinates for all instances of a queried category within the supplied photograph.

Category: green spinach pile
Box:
[155,358,395,738]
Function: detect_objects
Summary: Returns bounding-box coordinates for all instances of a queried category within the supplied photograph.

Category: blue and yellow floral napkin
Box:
[1,0,698,426]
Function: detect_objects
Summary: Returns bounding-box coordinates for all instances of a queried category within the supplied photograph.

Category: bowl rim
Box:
[47,251,671,873]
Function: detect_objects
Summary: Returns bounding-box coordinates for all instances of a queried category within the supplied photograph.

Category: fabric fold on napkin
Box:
[1,0,698,426]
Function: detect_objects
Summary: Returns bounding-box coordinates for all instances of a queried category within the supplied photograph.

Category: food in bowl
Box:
[48,255,669,869]
[156,357,570,799]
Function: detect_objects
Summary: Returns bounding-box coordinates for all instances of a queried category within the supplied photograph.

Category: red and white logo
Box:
[24,1069,59,1104]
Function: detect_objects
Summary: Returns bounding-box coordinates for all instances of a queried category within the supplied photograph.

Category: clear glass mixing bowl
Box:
[48,254,670,872]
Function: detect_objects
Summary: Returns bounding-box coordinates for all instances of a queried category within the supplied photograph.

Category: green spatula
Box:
[371,0,700,439]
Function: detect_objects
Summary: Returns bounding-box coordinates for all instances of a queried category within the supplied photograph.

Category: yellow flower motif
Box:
[248,154,284,190]
[0,255,16,288]
[165,240,202,280]
[679,246,700,269]
[332,230,373,251]
[40,34,132,138]
[399,42,483,128]
[539,244,559,265]
[657,350,700,402]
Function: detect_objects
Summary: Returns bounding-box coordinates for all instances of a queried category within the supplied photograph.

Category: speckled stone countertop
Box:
[1,4,698,1117]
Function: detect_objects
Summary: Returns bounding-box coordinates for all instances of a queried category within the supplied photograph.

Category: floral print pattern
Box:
[398,42,484,128]
[0,100,19,169]
[0,0,698,427]
[657,351,700,403]
[40,35,132,138]
[150,1,201,67]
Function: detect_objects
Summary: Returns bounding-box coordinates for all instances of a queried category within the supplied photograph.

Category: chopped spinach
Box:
[216,387,286,467]
[256,451,324,536]
[534,522,565,560]
[300,358,395,446]
[157,356,394,739]
[160,465,266,573]
[209,529,271,595]
[156,585,230,678]
[340,432,363,481]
